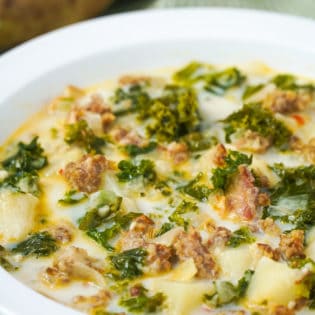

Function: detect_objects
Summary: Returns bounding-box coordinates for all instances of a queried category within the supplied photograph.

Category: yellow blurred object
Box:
[0,0,114,50]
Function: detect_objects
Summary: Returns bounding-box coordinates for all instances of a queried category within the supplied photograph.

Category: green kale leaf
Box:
[86,212,141,251]
[169,200,198,229]
[226,227,256,248]
[263,164,315,230]
[204,67,246,95]
[12,232,58,258]
[78,190,122,230]
[117,159,156,183]
[0,137,47,195]
[173,61,211,85]
[155,222,174,237]
[204,270,254,307]
[124,142,157,157]
[0,246,16,271]
[222,103,292,150]
[211,150,252,192]
[64,120,106,153]
[242,84,265,100]
[119,285,166,313]
[272,74,315,92]
[178,173,211,201]
[181,132,218,152]
[111,84,151,117]
[110,247,147,280]
[146,85,201,142]
[58,190,87,205]
[2,137,47,173]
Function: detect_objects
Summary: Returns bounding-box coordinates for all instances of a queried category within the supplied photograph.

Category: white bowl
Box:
[1,8,315,315]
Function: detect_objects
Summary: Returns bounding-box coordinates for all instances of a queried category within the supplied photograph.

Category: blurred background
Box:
[1,0,315,52]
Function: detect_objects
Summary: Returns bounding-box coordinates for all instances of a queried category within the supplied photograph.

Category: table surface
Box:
[106,0,315,19]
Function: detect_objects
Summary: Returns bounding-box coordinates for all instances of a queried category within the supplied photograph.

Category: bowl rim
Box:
[1,7,315,315]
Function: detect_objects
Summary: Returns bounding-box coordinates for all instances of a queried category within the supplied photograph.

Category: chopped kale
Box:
[12,232,58,258]
[86,212,141,251]
[119,285,166,313]
[173,61,210,85]
[181,132,218,152]
[204,270,254,307]
[155,222,174,237]
[272,74,315,92]
[242,84,265,100]
[58,190,87,205]
[78,190,122,230]
[211,150,252,192]
[0,171,40,195]
[169,200,198,229]
[124,142,157,157]
[222,103,292,150]
[0,137,47,195]
[173,63,245,95]
[204,67,246,95]
[117,159,156,183]
[0,246,16,271]
[226,227,256,248]
[146,85,201,142]
[154,181,172,196]
[2,137,47,173]
[178,173,211,201]
[112,84,151,117]
[110,248,147,280]
[64,120,106,153]
[262,164,315,230]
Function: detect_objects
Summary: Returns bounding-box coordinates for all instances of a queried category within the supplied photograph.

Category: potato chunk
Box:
[0,190,38,243]
[246,257,304,306]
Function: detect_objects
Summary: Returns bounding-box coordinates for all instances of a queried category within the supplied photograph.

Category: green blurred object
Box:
[107,0,315,18]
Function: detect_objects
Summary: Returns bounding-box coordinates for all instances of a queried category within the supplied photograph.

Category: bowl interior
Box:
[1,8,315,315]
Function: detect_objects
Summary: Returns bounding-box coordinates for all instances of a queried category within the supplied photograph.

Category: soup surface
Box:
[1,61,315,315]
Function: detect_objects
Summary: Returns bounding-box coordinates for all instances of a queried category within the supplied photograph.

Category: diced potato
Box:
[0,190,38,243]
[246,257,305,306]
[251,157,279,187]
[168,258,197,281]
[151,279,213,315]
[216,246,254,281]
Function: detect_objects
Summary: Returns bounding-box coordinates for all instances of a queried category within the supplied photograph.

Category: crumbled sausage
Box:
[257,243,280,261]
[213,144,227,167]
[225,165,259,220]
[67,94,115,131]
[110,127,145,146]
[208,226,232,247]
[119,215,173,274]
[258,218,281,236]
[73,289,111,311]
[145,243,173,273]
[49,221,73,244]
[279,230,305,259]
[173,229,218,279]
[120,215,154,251]
[264,90,311,114]
[257,193,270,206]
[41,246,105,286]
[85,95,116,130]
[235,130,271,153]
[166,142,189,164]
[271,305,295,315]
[63,154,111,193]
